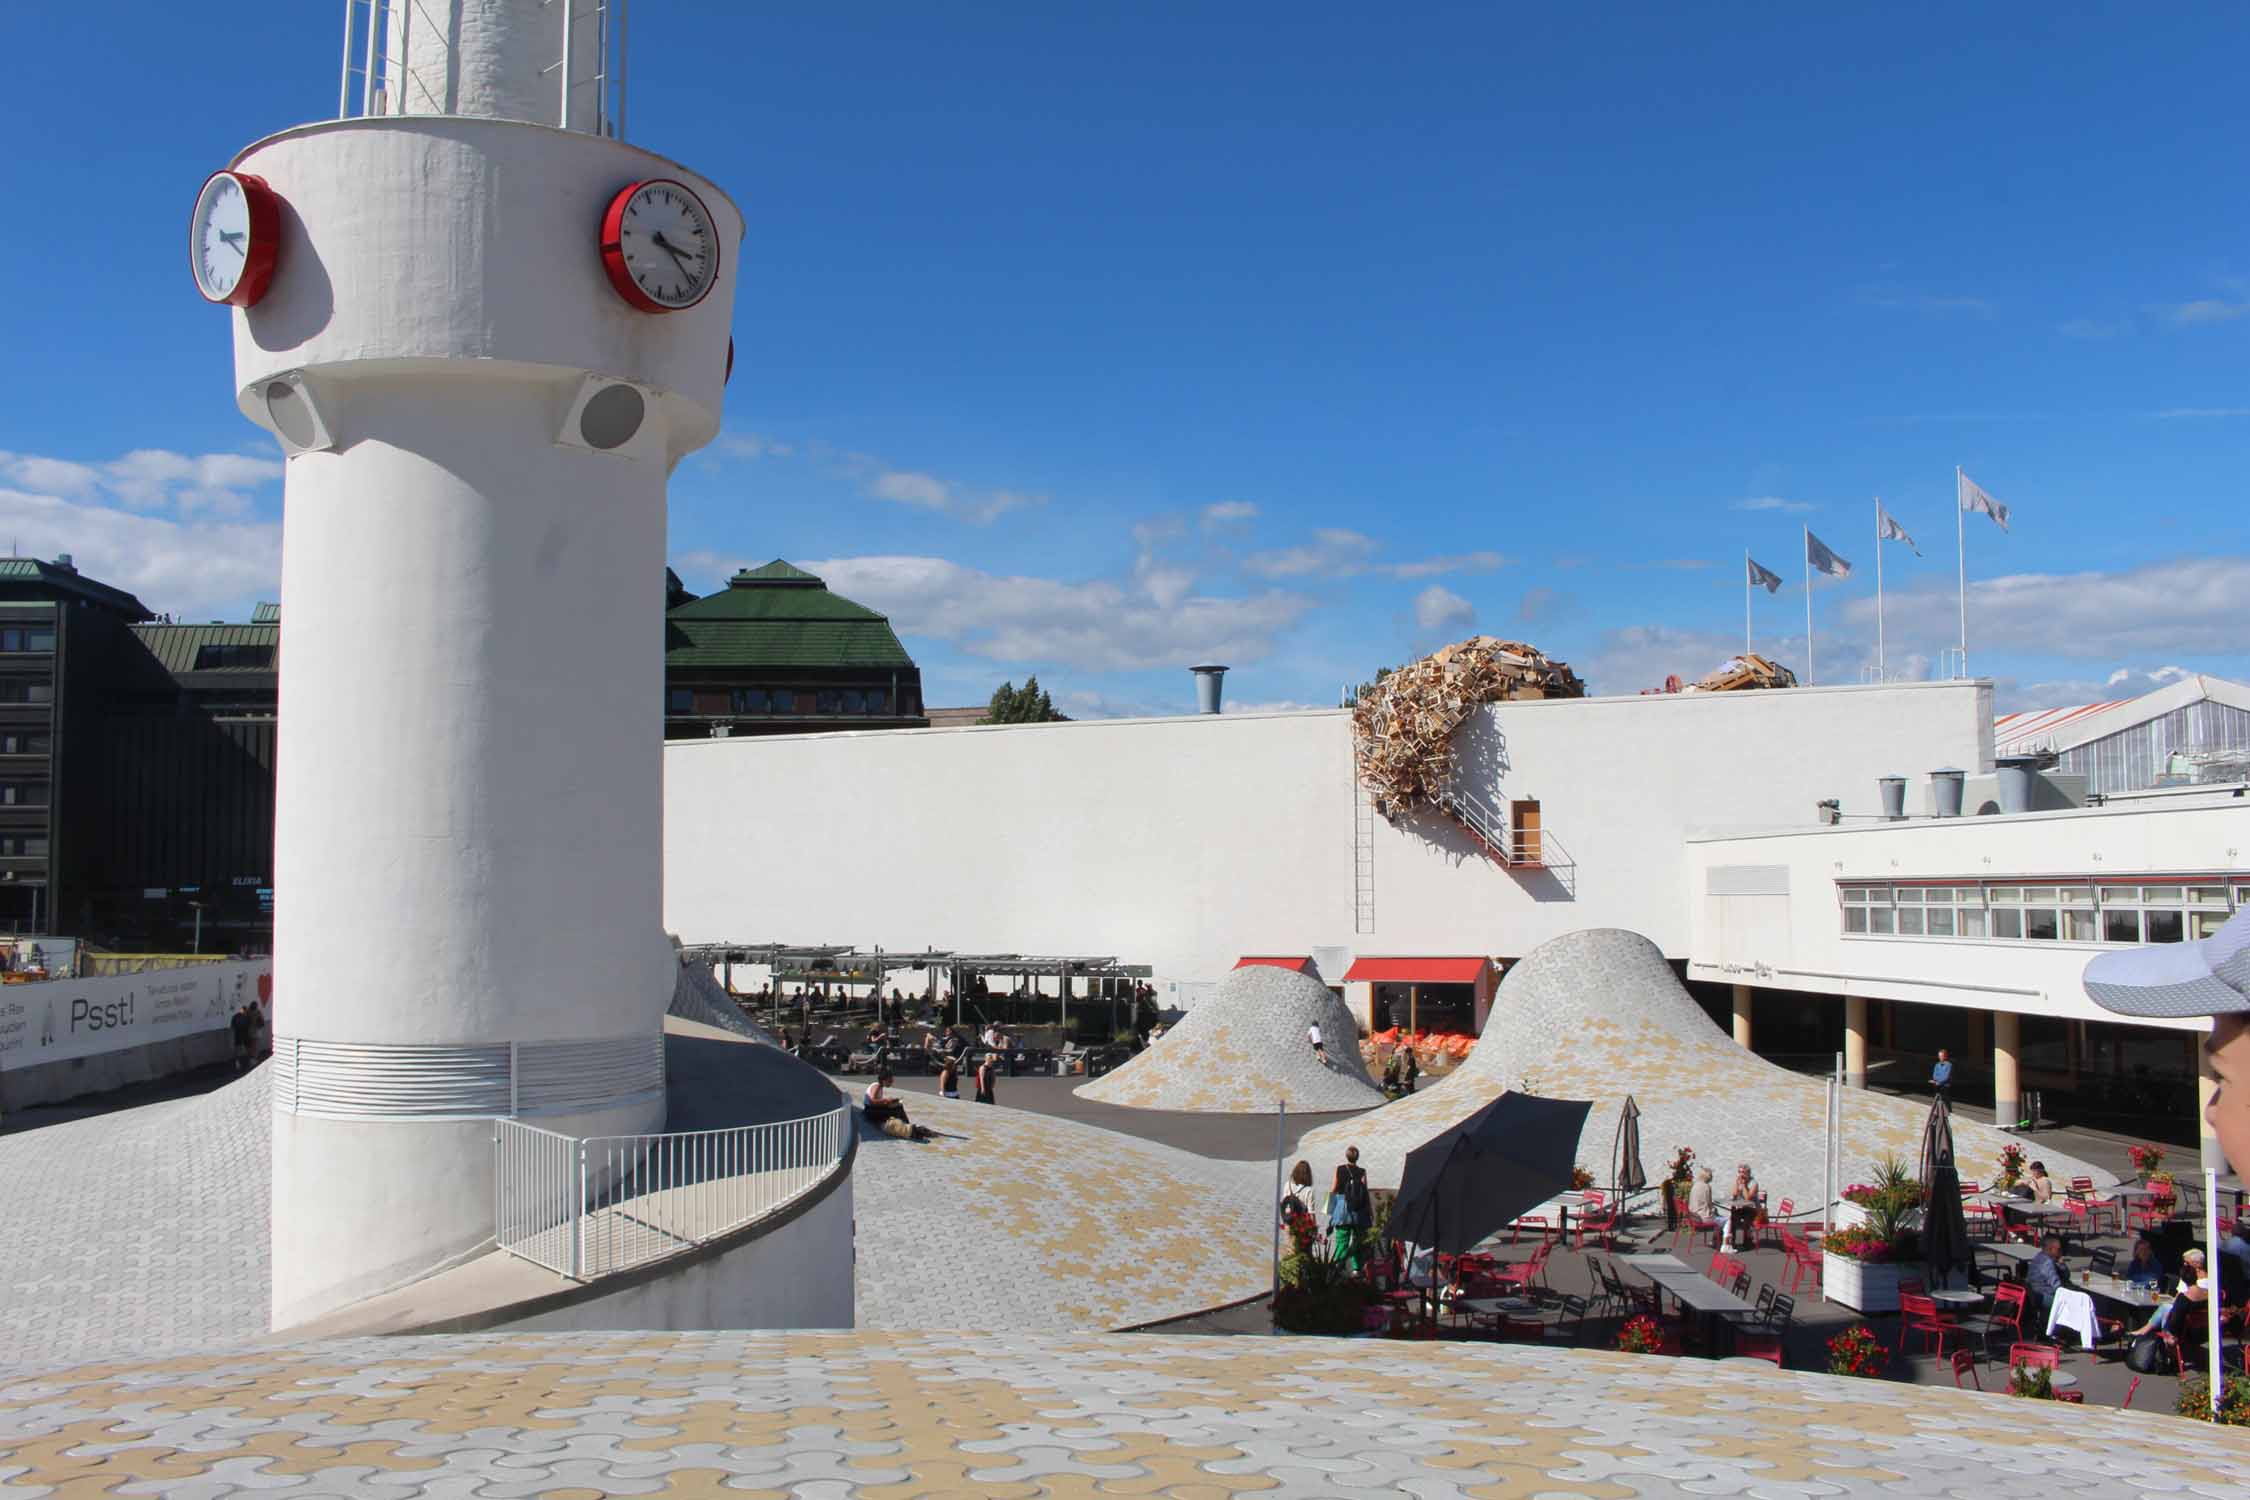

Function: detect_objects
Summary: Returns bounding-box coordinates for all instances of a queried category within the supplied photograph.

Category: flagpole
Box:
[1744,549,1752,658]
[1803,525,1814,685]
[1955,466,1968,679]
[1875,498,1885,679]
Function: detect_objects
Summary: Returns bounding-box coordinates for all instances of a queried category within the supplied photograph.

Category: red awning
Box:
[1234,956,1314,973]
[1341,956,1490,985]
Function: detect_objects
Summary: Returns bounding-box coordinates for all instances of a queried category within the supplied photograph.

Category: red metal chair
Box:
[1509,1214,1552,1245]
[1951,1349,1981,1389]
[2068,1177,2119,1235]
[1490,1243,1551,1296]
[1899,1293,1965,1357]
[2122,1375,2140,1409]
[1780,1231,1823,1295]
[2007,1342,2061,1373]
[2127,1186,2175,1236]
[1573,1200,1621,1250]
[1673,1211,1721,1252]
[1971,1284,2027,1359]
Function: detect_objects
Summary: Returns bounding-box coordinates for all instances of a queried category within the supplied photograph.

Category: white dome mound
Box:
[1078,963,1387,1113]
[1297,928,2106,1208]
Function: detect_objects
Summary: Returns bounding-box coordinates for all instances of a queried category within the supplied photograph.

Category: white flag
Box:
[1806,530,1852,578]
[1959,471,2010,531]
[1747,555,1783,594]
[1877,502,1921,556]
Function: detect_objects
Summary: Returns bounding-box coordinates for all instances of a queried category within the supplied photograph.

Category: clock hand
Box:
[651,231,700,265]
[217,230,246,252]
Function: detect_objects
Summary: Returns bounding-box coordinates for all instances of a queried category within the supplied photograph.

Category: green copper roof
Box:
[131,623,280,674]
[0,556,152,619]
[665,560,916,669]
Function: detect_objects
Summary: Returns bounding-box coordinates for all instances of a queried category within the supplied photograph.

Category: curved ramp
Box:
[1076,962,1386,1113]
[1297,928,2104,1209]
[669,955,782,1046]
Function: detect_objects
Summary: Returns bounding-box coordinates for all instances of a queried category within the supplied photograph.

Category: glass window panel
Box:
[816,690,841,714]
[2098,887,2139,904]
[2022,888,2058,903]
[1843,908,1868,934]
[2141,887,2183,904]
[2192,911,2230,940]
[2145,910,2184,943]
[2065,911,2097,941]
[666,688,692,713]
[2103,909,2141,943]
[840,690,865,714]
[27,683,51,703]
[25,630,53,651]
[2025,909,2059,941]
[1955,887,1984,903]
[1898,908,1926,935]
[865,690,888,714]
[1894,887,1924,903]
[2056,886,2090,904]
[2186,886,2228,905]
[1992,909,2023,939]
[1958,909,1988,937]
[1869,908,1895,934]
[1926,907,1956,936]
[2236,885,2250,905]
[1989,888,2022,904]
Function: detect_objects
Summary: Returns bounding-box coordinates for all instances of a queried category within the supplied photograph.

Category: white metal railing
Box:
[1435,784,1577,896]
[494,1105,849,1280]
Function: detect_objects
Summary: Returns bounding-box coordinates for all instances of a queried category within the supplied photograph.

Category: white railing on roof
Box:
[495,1105,849,1280]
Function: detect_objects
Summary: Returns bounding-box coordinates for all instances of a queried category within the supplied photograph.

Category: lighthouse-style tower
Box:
[206,2,740,1326]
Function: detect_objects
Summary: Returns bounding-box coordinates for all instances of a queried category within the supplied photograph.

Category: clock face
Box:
[600,179,721,313]
[189,171,280,307]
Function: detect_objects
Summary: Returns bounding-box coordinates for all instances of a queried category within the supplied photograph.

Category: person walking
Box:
[973,1050,997,1105]
[1400,1044,1419,1095]
[1307,1020,1327,1067]
[1931,1048,1954,1106]
[1329,1147,1372,1274]
[229,1002,255,1073]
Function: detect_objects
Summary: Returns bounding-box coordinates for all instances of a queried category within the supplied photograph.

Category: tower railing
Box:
[495,1104,849,1280]
[340,0,630,137]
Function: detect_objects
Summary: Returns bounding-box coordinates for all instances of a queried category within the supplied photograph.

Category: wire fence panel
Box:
[495,1106,848,1280]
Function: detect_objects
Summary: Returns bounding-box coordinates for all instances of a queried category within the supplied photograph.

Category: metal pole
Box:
[559,0,574,128]
[617,0,629,141]
[1743,548,1752,659]
[1875,498,1885,678]
[1955,467,1968,678]
[1269,1099,1286,1334]
[2207,1165,2224,1416]
[1803,524,1814,686]
[339,0,357,118]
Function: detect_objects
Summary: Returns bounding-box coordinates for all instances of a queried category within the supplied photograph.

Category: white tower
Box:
[222,1,741,1327]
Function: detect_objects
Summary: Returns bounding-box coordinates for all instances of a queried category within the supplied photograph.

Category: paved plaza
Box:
[1,1329,2245,1498]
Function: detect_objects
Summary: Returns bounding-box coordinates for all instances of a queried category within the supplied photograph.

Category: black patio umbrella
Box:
[1918,1096,1975,1283]
[1611,1095,1647,1197]
[1389,1092,1595,1255]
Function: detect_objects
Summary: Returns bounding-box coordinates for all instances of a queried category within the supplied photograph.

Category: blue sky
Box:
[3,3,2246,714]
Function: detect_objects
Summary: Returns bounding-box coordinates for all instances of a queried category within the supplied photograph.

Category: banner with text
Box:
[0,960,272,1071]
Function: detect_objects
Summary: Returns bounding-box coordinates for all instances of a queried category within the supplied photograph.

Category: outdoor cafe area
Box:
[1308,1095,2244,1414]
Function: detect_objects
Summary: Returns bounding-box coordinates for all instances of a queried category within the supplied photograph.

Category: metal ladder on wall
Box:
[1351,755,1376,934]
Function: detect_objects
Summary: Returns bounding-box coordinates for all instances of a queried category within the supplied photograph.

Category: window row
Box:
[1840,880,2247,945]
[668,686,894,717]
[0,628,56,653]
[0,679,53,704]
[192,643,275,670]
[0,781,49,807]
[0,834,47,856]
[0,733,50,755]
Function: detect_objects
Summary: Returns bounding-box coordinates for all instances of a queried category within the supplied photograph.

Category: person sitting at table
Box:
[1726,1162,1767,1249]
[2126,1252,2209,1338]
[2123,1236,2164,1289]
[2025,1231,2067,1327]
[1686,1165,1716,1224]
[2026,1160,2054,1205]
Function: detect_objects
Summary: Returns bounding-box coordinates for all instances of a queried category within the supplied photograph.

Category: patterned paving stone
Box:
[1,1332,2244,1498]
[1298,928,2106,1205]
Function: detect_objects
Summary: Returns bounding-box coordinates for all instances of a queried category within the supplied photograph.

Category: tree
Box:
[1343,665,1395,708]
[979,676,1069,724]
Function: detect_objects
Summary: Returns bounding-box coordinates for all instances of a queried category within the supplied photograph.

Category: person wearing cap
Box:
[2082,902,2250,1181]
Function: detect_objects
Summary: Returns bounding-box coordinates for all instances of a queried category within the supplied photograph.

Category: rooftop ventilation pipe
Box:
[1930,767,1965,819]
[1878,775,1907,821]
[1993,754,2046,815]
[1191,664,1228,714]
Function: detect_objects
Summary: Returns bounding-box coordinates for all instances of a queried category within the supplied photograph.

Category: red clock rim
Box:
[599,178,721,314]
[191,170,281,309]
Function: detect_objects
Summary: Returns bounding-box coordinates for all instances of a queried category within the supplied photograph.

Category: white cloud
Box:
[0,486,280,618]
[800,554,1316,672]
[1731,496,1816,513]
[1243,528,1379,579]
[1413,584,1474,634]
[869,469,950,508]
[714,431,795,459]
[1386,550,1506,580]
[1518,586,1570,624]
[1138,565,1195,610]
[2164,299,2250,327]
[1838,556,2250,659]
[1132,514,1188,548]
[0,446,280,519]
[1201,501,1259,529]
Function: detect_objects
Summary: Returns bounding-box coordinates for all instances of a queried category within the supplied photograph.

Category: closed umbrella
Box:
[1388,1092,1595,1255]
[1918,1096,1974,1285]
[1612,1094,1647,1197]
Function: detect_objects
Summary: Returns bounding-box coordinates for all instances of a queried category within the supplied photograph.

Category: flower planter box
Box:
[1824,1251,1907,1313]
[1833,1200,1871,1233]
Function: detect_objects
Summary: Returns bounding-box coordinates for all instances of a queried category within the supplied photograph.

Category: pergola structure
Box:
[676,943,1151,1029]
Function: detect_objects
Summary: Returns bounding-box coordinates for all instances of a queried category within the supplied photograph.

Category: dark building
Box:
[0,556,156,938]
[664,560,927,738]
